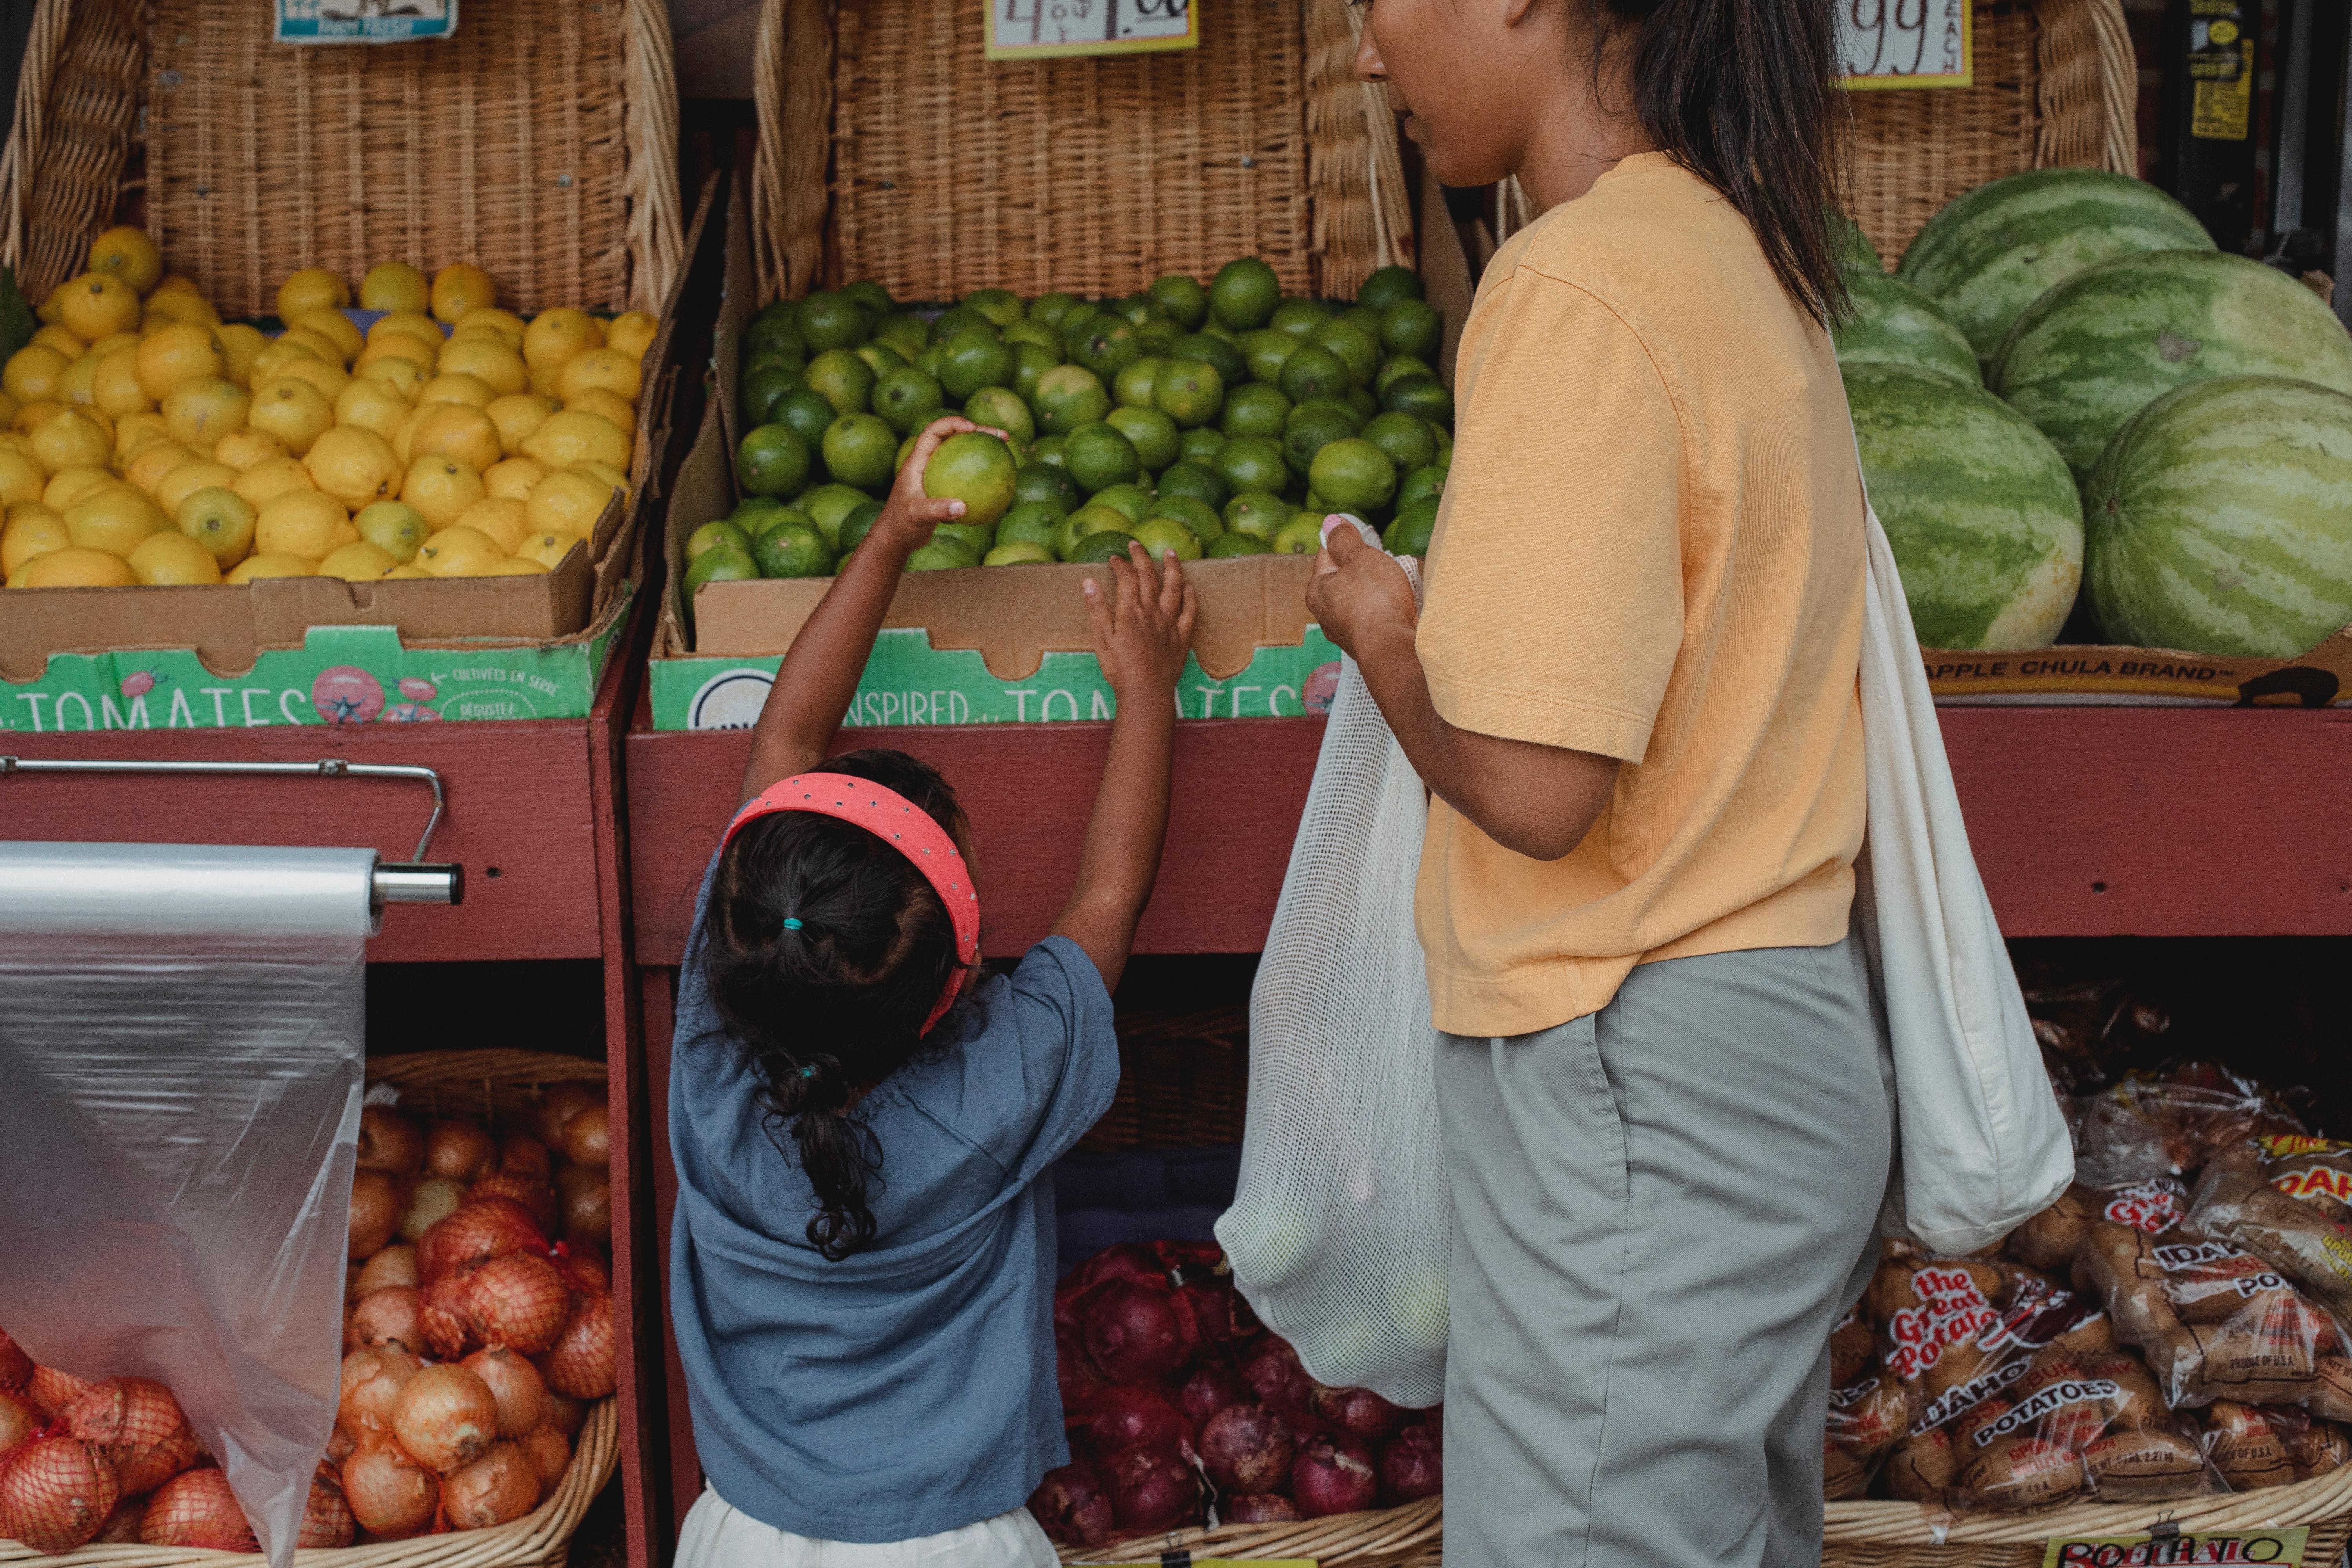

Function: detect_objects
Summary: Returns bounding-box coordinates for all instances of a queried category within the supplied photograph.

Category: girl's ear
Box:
[1500,0,1540,27]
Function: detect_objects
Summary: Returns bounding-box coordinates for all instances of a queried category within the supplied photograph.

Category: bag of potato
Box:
[2008,1177,2188,1271]
[2185,1137,2352,1354]
[2197,1401,2352,1490]
[2074,1067,2272,1188]
[1826,1359,1918,1499]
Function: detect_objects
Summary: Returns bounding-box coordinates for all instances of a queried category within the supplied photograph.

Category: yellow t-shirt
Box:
[1413,152,1867,1038]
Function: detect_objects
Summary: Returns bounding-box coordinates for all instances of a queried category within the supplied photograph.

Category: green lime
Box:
[1380,299,1443,359]
[822,414,898,492]
[737,424,813,497]
[1056,503,1133,559]
[1375,354,1434,395]
[686,520,750,561]
[754,520,835,578]
[1272,512,1327,555]
[1308,436,1398,512]
[1310,318,1380,386]
[749,504,815,539]
[1397,463,1447,510]
[880,310,931,344]
[922,430,1020,527]
[1155,459,1227,510]
[1429,418,1453,464]
[933,521,994,556]
[914,343,947,379]
[1029,434,1069,468]
[906,537,982,572]
[1072,316,1143,379]
[1357,264,1423,312]
[1221,383,1291,438]
[1151,358,1225,428]
[1281,405,1357,479]
[1200,318,1238,342]
[740,365,802,429]
[985,540,1055,565]
[1279,343,1350,401]
[684,544,758,596]
[1010,341,1062,404]
[1114,356,1165,409]
[1033,365,1111,433]
[929,305,995,343]
[1138,321,1181,357]
[938,328,1014,399]
[1172,331,1247,388]
[800,483,869,546]
[1150,274,1209,330]
[1213,434,1287,494]
[1242,328,1299,385]
[837,500,887,553]
[1063,421,1140,492]
[1012,463,1078,513]
[959,386,1033,445]
[841,279,893,316]
[742,347,802,382]
[873,332,924,369]
[1086,483,1153,528]
[1029,291,1080,328]
[1056,304,1103,347]
[1384,495,1441,555]
[746,314,805,361]
[1105,405,1179,472]
[1210,257,1281,329]
[728,495,786,528]
[998,502,1064,550]
[1271,297,1333,339]
[1111,292,1165,327]
[1337,303,1382,339]
[1178,427,1225,465]
[853,341,906,379]
[1068,529,1140,564]
[1146,493,1222,543]
[1002,319,1060,354]
[1361,409,1437,474]
[795,292,866,351]
[872,365,946,435]
[1289,394,1363,433]
[962,287,1024,328]
[1133,515,1204,561]
[1384,374,1454,425]
[1346,384,1379,421]
[894,432,919,476]
[804,348,877,416]
[1207,530,1272,558]
[1222,490,1290,541]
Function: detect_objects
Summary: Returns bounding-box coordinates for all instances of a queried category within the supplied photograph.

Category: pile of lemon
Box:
[0,227,658,591]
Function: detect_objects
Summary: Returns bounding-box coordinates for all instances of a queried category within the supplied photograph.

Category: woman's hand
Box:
[863,416,1008,560]
[1084,542,1198,701]
[1307,520,1419,659]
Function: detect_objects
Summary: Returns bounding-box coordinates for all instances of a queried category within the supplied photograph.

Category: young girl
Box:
[668,415,1198,1566]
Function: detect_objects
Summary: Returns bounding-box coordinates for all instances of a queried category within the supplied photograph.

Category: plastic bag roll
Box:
[0,842,374,1568]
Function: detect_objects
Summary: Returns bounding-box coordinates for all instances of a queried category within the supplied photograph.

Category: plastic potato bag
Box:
[2183,1136,2352,1370]
[2198,1400,2352,1490]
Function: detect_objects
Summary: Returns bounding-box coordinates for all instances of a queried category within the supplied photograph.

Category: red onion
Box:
[24,1367,91,1423]
[521,1425,572,1498]
[535,1294,617,1399]
[465,1252,574,1355]
[301,1462,357,1548]
[1056,1326,1106,1417]
[1379,1424,1442,1503]
[0,1391,40,1459]
[1027,1461,1114,1546]
[1311,1383,1405,1441]
[1223,1492,1302,1523]
[1100,1444,1202,1534]
[1200,1403,1294,1494]
[1240,1339,1311,1414]
[443,1441,539,1529]
[343,1436,438,1538]
[1291,1431,1378,1517]
[1083,1281,1200,1384]
[462,1348,547,1438]
[1073,1385,1192,1461]
[1175,1279,1257,1344]
[401,1177,466,1243]
[1151,1240,1224,1271]
[356,1243,420,1298]
[562,1105,611,1168]
[535,1085,599,1148]
[350,1168,407,1259]
[358,1109,424,1175]
[339,1347,422,1435]
[471,1170,559,1233]
[557,1166,612,1247]
[1174,1362,1248,1427]
[0,1330,30,1394]
[499,1136,554,1182]
[0,1436,118,1552]
[419,1196,548,1287]
[61,1377,201,1494]
[392,1363,499,1472]
[426,1121,499,1184]
[349,1287,428,1356]
[1075,1245,1169,1293]
[142,1466,257,1551]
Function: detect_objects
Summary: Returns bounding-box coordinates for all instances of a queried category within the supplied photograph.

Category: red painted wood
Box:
[0,719,606,961]
[640,973,706,1528]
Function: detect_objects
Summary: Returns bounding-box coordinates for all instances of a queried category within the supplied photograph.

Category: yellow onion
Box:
[141,1467,258,1551]
[421,1272,475,1361]
[350,1169,407,1259]
[0,1435,118,1552]
[443,1441,539,1530]
[93,1496,144,1544]
[465,1253,573,1356]
[425,1122,498,1184]
[355,1243,419,1298]
[561,1105,610,1168]
[534,1294,617,1399]
[0,1391,41,1460]
[499,1136,553,1182]
[469,1169,558,1232]
[418,1197,546,1287]
[0,1329,30,1394]
[299,1461,357,1548]
[391,1363,498,1472]
[535,1085,598,1148]
[357,1108,424,1175]
[401,1177,466,1243]
[339,1347,422,1435]
[558,1166,612,1248]
[25,1365,92,1421]
[521,1424,572,1499]
[461,1348,546,1439]
[540,1395,585,1439]
[61,1376,201,1494]
[347,1287,427,1357]
[326,1421,358,1465]
[342,1436,437,1538]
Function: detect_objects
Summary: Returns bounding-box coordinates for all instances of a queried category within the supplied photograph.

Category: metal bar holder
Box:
[0,757,463,909]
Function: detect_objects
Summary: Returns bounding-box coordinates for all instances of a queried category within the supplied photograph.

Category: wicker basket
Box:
[750,0,1413,307]
[0,0,684,314]
[1846,0,2137,265]
[1075,1005,1250,1154]
[1824,1470,2352,1565]
[1061,1495,1441,1568]
[365,1048,606,1127]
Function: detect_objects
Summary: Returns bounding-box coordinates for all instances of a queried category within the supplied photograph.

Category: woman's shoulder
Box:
[1503,155,1775,315]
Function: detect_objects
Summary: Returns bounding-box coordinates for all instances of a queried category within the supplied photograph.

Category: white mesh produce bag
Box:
[1217,531,1448,1409]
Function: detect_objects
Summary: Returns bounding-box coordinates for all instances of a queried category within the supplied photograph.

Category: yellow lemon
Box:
[0,448,45,506]
[30,408,111,472]
[1,507,69,575]
[519,409,629,471]
[567,459,630,499]
[255,488,354,559]
[88,227,163,294]
[525,469,613,537]
[265,356,351,401]
[46,464,115,509]
[402,454,486,530]
[409,403,502,472]
[485,392,555,456]
[141,289,220,329]
[476,556,548,576]
[353,500,428,561]
[154,461,239,520]
[318,540,398,581]
[232,456,317,508]
[430,264,496,324]
[527,364,561,399]
[564,387,637,440]
[305,425,403,509]
[383,563,429,579]
[21,544,135,587]
[523,309,603,371]
[361,262,430,315]
[123,444,197,496]
[34,282,66,325]
[415,525,504,575]
[358,355,430,401]
[55,352,102,408]
[64,485,167,555]
[453,495,529,554]
[483,456,547,501]
[417,372,494,410]
[215,323,270,389]
[4,345,69,403]
[161,378,250,450]
[176,486,257,568]
[0,392,19,429]
[214,427,289,470]
[456,306,528,344]
[128,529,221,585]
[605,311,659,361]
[14,400,62,434]
[148,272,204,300]
[58,273,142,341]
[515,529,581,570]
[247,378,334,455]
[333,376,412,441]
[93,347,153,419]
[136,323,226,401]
[278,325,347,367]
[292,307,364,363]
[391,404,428,464]
[114,411,173,456]
[554,348,642,404]
[358,333,442,374]
[370,310,443,345]
[436,336,528,396]
[276,269,348,323]
[30,325,85,359]
[249,338,322,387]
[87,331,138,356]
[227,552,316,583]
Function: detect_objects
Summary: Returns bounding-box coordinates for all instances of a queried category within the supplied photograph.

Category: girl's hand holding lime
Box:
[864,415,1009,559]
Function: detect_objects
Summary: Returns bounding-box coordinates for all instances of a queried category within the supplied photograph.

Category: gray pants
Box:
[1436,933,1893,1568]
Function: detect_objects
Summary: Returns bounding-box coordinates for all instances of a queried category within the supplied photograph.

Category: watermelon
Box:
[1833,272,1978,385]
[1845,362,2083,649]
[1838,215,1882,273]
[2082,376,2352,657]
[1992,249,2352,479]
[1898,169,2214,363]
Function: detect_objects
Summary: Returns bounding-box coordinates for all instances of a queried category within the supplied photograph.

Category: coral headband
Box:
[724,773,980,1035]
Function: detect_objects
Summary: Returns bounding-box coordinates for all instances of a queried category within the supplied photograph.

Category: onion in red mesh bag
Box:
[465,1252,574,1355]
[343,1436,438,1538]
[61,1377,201,1495]
[1074,1386,1191,1460]
[349,1286,428,1356]
[1100,1445,1201,1534]
[443,1441,540,1530]
[1199,1404,1292,1494]
[340,1347,422,1435]
[91,1497,143,1544]
[550,1244,610,1299]
[470,1171,559,1234]
[301,1462,357,1548]
[1083,1281,1199,1385]
[1379,1423,1443,1502]
[1173,1362,1247,1427]
[536,1293,618,1399]
[23,1367,91,1423]
[392,1363,499,1473]
[418,1197,548,1287]
[463,1348,547,1439]
[1224,1493,1301,1523]
[1025,1461,1113,1547]
[141,1468,256,1551]
[1291,1431,1377,1517]
[0,1392,39,1460]
[0,1331,31,1395]
[0,1435,118,1552]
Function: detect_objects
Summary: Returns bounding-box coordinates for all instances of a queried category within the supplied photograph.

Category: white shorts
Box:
[674,1487,1058,1568]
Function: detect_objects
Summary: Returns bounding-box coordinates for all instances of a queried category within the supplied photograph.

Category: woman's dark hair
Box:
[1577,0,1851,327]
[695,748,974,1261]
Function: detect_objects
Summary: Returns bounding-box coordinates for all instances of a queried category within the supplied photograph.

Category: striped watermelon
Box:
[2083,376,2352,657]
[1898,169,2214,363]
[1838,215,1882,273]
[1834,272,1978,385]
[1992,249,2352,479]
[1846,362,2084,649]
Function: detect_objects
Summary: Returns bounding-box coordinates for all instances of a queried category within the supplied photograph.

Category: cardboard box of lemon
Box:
[0,228,662,728]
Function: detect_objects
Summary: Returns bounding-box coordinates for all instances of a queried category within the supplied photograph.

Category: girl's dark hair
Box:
[1578,0,1851,327]
[695,748,974,1260]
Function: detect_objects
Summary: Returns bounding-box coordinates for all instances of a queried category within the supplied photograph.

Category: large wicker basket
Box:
[1061,1496,1441,1568]
[0,0,684,314]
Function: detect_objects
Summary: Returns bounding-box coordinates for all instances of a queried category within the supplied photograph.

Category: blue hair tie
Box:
[782,917,803,930]
[799,1064,818,1080]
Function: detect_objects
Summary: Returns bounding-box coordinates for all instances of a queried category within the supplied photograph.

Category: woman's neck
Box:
[1514,119,1657,213]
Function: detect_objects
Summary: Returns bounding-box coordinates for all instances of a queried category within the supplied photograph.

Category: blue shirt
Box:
[668,863,1118,1544]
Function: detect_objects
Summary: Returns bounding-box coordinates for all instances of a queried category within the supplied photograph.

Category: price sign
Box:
[2040,1528,2310,1566]
[275,0,457,44]
[1839,0,1971,89]
[984,0,1198,61]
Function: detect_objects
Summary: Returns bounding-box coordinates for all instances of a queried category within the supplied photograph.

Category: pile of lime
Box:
[690,258,1452,589]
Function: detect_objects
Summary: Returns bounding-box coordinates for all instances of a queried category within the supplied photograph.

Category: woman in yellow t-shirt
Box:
[1308,0,1891,1562]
